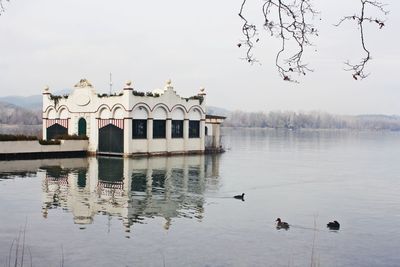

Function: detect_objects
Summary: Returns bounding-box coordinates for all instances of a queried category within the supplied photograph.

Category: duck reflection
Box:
[41,155,220,233]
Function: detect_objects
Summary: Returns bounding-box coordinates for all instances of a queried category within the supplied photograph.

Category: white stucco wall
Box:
[0,140,88,154]
[42,79,207,156]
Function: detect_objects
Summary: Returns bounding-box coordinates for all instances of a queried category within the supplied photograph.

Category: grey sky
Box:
[0,0,399,114]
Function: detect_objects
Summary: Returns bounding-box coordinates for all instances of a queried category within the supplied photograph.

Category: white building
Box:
[42,79,225,157]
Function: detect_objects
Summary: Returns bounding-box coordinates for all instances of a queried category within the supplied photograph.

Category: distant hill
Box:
[0,95,42,110]
[0,89,71,111]
[206,106,230,117]
[0,101,42,125]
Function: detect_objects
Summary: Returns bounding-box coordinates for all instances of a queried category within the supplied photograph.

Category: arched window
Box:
[171,108,185,138]
[153,107,167,139]
[188,108,201,138]
[205,126,208,136]
[132,106,149,139]
[78,118,87,136]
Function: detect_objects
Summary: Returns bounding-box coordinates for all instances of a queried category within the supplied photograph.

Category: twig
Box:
[28,247,33,267]
[60,245,64,267]
[0,0,10,15]
[310,214,318,267]
[238,0,387,81]
[335,0,388,80]
[21,219,28,267]
[14,228,21,267]
[238,0,318,82]
[238,0,258,64]
[8,239,15,267]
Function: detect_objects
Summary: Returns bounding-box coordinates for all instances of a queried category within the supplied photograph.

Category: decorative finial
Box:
[43,85,49,92]
[164,79,173,91]
[198,87,206,96]
[74,78,93,88]
[124,80,133,90]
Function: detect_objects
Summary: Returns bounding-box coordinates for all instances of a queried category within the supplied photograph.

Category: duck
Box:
[276,218,289,230]
[327,220,340,230]
[233,193,245,200]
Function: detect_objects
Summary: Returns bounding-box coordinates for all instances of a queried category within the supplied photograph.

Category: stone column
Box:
[124,118,132,156]
[214,124,221,148]
[90,117,99,154]
[42,86,50,140]
[183,119,189,151]
[42,119,47,140]
[166,119,172,152]
[200,119,205,151]
[147,118,153,153]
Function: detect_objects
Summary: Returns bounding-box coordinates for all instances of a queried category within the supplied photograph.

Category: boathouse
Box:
[42,79,225,156]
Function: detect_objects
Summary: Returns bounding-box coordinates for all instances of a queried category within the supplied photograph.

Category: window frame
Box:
[171,120,184,138]
[189,120,200,138]
[132,119,147,139]
[153,119,166,139]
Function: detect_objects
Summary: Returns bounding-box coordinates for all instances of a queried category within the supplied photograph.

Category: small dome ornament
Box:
[43,85,50,94]
[198,87,206,96]
[165,79,173,90]
[124,80,133,90]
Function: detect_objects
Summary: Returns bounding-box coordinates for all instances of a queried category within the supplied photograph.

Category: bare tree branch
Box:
[239,0,388,82]
[0,0,10,15]
[238,0,259,64]
[335,0,388,80]
[238,0,318,82]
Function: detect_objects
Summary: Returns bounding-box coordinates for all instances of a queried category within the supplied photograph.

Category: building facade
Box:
[42,79,224,156]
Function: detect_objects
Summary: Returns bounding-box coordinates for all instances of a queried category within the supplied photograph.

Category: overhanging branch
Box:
[335,0,388,80]
[238,0,388,81]
[239,0,318,82]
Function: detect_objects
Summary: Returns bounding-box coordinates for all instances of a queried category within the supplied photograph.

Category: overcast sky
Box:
[0,0,399,114]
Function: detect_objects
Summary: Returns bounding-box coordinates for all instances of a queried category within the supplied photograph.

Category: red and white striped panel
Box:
[45,174,69,187]
[46,119,69,128]
[98,119,124,129]
[97,181,124,196]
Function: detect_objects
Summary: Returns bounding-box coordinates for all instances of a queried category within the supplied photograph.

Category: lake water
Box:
[0,128,399,267]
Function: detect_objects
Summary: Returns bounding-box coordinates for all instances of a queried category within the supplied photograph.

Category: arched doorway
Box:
[78,118,87,136]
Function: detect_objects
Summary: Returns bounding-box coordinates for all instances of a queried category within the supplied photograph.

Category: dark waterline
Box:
[0,128,399,266]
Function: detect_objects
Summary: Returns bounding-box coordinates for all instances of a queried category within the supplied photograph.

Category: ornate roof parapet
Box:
[74,78,93,88]
[152,88,165,95]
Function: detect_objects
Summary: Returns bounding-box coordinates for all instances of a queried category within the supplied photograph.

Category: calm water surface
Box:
[0,128,399,267]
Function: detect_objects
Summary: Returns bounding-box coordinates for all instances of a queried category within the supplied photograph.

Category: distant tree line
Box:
[0,124,42,136]
[223,110,400,131]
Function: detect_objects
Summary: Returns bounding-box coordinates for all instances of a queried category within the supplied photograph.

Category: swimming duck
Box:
[276,218,289,230]
[233,193,245,200]
[327,220,340,230]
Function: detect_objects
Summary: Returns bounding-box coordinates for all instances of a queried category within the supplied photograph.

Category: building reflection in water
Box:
[40,155,221,234]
